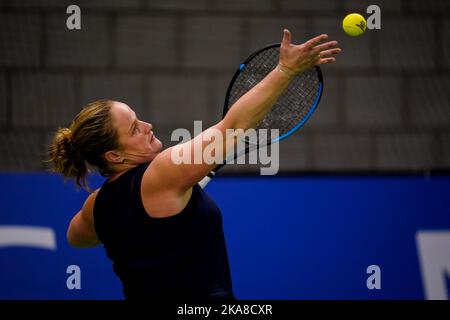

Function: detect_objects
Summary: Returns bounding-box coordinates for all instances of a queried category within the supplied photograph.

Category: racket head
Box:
[223,43,324,147]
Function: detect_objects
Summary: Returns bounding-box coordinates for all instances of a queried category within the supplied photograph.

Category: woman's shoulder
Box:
[83,188,101,221]
[140,161,194,219]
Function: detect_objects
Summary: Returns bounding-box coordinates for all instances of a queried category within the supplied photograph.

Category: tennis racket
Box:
[199,43,324,188]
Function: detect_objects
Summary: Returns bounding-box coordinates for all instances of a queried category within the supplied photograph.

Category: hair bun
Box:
[46,99,114,192]
[60,127,78,147]
[59,127,73,141]
[54,127,80,159]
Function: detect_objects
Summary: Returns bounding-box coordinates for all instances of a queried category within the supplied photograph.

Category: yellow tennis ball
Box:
[342,13,366,36]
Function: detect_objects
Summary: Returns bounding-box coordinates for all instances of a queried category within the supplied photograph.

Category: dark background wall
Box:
[0,0,449,174]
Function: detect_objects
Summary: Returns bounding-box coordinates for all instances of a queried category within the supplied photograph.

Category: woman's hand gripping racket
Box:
[199,30,340,188]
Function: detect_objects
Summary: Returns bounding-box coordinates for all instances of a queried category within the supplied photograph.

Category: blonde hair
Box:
[46,99,119,192]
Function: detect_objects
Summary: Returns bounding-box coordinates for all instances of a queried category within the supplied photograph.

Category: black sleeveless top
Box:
[93,162,234,300]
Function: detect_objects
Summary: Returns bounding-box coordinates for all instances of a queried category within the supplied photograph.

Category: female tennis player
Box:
[48,30,340,300]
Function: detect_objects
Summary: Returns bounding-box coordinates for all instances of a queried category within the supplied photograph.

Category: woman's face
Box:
[109,101,163,165]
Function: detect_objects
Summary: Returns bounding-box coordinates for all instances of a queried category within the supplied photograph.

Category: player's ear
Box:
[104,150,123,164]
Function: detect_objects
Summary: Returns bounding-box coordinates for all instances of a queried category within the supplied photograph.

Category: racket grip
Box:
[198,171,216,189]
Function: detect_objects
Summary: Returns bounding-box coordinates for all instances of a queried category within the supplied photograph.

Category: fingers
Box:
[304,34,328,49]
[280,30,340,70]
[318,57,336,65]
[317,48,342,58]
[315,47,341,66]
[312,40,339,53]
[281,29,291,47]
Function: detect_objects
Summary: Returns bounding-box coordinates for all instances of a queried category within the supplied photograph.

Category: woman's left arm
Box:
[67,190,101,248]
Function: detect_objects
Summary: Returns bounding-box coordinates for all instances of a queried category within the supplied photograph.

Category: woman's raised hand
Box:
[278,29,341,76]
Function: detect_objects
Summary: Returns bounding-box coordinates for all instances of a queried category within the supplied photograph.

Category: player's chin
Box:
[150,137,163,151]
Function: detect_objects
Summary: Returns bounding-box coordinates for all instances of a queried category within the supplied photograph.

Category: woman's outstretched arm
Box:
[142,29,341,213]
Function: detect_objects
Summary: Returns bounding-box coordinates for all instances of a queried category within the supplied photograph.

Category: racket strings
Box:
[226,46,321,144]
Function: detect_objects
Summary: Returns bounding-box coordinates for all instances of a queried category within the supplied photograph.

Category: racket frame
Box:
[199,43,324,188]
